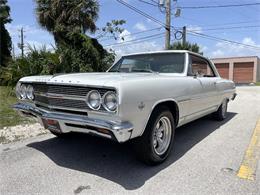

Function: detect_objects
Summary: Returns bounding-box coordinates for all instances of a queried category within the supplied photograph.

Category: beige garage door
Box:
[215,63,229,79]
[234,62,254,83]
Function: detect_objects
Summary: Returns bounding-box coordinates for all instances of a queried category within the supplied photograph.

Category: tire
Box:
[213,99,228,121]
[49,130,70,138]
[133,106,175,165]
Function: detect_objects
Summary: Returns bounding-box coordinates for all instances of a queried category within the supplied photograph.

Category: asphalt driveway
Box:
[1,86,260,195]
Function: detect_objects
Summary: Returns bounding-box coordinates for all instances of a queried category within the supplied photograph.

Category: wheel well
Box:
[152,101,179,126]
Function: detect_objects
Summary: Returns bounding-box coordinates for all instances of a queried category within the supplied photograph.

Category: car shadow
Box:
[27,112,237,190]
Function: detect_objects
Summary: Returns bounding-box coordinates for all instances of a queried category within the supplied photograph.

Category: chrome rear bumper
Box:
[13,102,133,142]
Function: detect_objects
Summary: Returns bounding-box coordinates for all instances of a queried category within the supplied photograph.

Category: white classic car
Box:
[13,50,236,164]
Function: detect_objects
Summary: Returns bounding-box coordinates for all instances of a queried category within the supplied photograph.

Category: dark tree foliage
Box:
[169,41,203,55]
[36,0,99,46]
[0,0,12,67]
[0,45,60,86]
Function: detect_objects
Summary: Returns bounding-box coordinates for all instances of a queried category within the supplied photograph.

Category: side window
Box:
[190,55,215,77]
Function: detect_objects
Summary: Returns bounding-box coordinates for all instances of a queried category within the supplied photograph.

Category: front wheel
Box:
[49,130,70,138]
[133,107,175,165]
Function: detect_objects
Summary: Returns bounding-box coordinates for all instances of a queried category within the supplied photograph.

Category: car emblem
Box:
[138,102,145,110]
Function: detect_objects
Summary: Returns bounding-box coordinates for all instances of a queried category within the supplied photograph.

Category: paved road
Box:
[1,86,260,195]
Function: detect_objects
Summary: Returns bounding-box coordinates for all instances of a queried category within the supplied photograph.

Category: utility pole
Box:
[18,28,24,58]
[182,26,186,46]
[12,44,15,59]
[165,0,171,50]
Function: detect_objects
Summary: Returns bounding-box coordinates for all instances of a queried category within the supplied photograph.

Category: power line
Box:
[115,0,166,28]
[104,32,164,47]
[187,30,260,51]
[115,0,260,51]
[179,2,260,9]
[99,27,162,42]
[200,20,260,27]
[116,0,176,49]
[138,0,157,7]
[185,25,260,32]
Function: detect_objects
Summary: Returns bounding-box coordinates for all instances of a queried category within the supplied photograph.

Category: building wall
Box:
[233,62,254,83]
[211,56,260,83]
[214,63,229,79]
[257,58,260,82]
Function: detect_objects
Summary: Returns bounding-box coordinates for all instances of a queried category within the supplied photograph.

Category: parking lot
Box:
[0,86,260,195]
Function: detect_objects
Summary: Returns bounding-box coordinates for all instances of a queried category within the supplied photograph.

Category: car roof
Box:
[122,50,205,59]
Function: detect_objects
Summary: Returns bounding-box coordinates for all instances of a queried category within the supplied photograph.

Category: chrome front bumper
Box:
[13,102,133,143]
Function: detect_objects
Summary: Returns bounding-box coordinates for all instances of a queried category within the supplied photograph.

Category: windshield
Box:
[108,53,185,73]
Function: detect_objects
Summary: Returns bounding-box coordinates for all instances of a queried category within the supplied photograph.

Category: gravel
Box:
[0,123,48,144]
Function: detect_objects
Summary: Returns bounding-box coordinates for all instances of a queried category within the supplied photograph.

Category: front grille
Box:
[32,83,115,112]
[33,84,109,96]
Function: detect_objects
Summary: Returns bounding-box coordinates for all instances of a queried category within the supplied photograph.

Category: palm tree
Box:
[35,0,99,45]
[169,41,203,55]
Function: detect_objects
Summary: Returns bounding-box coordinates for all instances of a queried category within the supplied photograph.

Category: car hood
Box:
[20,72,167,87]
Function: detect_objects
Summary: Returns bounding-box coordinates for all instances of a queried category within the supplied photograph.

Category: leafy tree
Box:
[36,0,99,46]
[35,0,119,73]
[96,19,126,40]
[169,41,203,55]
[0,44,60,86]
[0,0,12,67]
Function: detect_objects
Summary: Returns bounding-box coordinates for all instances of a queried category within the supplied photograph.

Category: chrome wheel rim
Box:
[153,116,172,155]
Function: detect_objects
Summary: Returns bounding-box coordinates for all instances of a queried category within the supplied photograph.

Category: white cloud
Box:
[242,37,255,45]
[146,18,152,23]
[209,37,260,58]
[6,23,54,56]
[187,25,202,33]
[211,49,224,57]
[6,24,45,36]
[118,29,133,42]
[133,22,147,31]
[106,29,162,57]
[113,41,160,57]
[199,44,208,53]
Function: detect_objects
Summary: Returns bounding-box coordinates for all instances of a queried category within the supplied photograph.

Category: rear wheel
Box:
[134,106,175,165]
[213,99,228,121]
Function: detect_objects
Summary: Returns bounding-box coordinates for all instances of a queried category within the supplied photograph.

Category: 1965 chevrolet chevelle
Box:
[13,50,236,164]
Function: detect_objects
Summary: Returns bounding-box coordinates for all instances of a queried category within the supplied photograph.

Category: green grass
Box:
[0,86,33,129]
[256,82,260,86]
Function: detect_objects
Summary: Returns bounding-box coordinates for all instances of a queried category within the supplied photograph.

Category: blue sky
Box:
[6,0,260,58]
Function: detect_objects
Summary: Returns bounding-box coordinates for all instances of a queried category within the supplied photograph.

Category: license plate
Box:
[42,119,61,133]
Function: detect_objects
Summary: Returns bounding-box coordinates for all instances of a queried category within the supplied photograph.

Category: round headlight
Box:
[86,90,101,110]
[103,91,117,112]
[20,84,27,99]
[26,85,34,100]
[15,82,22,99]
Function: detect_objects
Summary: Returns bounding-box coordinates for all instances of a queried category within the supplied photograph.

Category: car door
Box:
[185,54,220,121]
